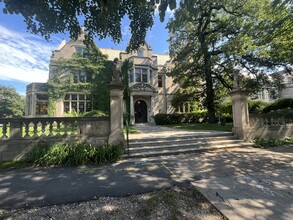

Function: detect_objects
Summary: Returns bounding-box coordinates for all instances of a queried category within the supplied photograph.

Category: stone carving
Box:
[233,69,244,89]
[112,58,122,83]
[130,82,156,92]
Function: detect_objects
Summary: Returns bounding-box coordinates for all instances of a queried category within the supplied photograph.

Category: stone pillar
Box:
[130,94,135,124]
[231,69,250,141]
[10,120,23,139]
[108,83,125,145]
[32,93,37,116]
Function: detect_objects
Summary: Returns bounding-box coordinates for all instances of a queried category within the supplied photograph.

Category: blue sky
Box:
[0,3,173,95]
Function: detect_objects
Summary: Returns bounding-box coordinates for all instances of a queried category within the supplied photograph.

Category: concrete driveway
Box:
[0,146,292,220]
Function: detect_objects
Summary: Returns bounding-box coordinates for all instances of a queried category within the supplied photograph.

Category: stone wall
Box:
[248,114,293,140]
[0,117,110,162]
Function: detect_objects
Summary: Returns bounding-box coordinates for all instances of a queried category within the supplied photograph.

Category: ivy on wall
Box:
[121,59,132,121]
[47,42,112,116]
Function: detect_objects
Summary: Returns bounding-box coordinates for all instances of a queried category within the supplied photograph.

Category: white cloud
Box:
[0,25,59,83]
[154,2,176,18]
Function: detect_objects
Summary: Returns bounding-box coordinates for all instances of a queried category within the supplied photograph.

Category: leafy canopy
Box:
[1,0,178,51]
[0,85,25,118]
[167,0,293,122]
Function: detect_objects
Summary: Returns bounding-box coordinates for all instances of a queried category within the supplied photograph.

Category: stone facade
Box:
[25,33,178,122]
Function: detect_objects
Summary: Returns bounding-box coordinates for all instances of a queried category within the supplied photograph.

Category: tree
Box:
[0,85,25,118]
[1,0,177,51]
[167,0,293,123]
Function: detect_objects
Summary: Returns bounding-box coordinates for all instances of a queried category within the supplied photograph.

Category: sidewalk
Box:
[129,123,231,139]
[0,145,292,219]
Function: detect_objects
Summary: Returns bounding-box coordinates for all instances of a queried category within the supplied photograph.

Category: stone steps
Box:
[124,132,252,158]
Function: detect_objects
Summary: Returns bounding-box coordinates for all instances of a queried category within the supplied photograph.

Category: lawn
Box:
[123,126,140,134]
[168,123,233,132]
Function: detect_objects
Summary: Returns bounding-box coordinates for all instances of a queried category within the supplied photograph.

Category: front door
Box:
[134,100,147,123]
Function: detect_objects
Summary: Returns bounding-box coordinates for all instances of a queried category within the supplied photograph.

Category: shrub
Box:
[83,110,108,117]
[248,100,269,114]
[253,137,293,148]
[217,100,269,122]
[154,111,207,125]
[262,98,293,113]
[24,142,124,166]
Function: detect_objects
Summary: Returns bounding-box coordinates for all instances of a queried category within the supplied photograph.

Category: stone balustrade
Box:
[248,114,293,139]
[0,117,110,161]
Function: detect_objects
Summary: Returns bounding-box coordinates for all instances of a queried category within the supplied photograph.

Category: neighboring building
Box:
[253,70,293,102]
[25,31,178,123]
[277,70,293,98]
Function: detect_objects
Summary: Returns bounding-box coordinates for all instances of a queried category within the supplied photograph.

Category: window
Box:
[64,102,70,113]
[35,93,48,115]
[86,102,92,112]
[79,95,85,100]
[79,71,86,82]
[158,75,163,87]
[135,68,148,83]
[63,94,93,114]
[75,47,88,57]
[73,70,87,83]
[71,102,78,112]
[177,103,192,113]
[72,94,77,100]
[36,102,48,115]
[137,49,143,57]
[36,94,48,100]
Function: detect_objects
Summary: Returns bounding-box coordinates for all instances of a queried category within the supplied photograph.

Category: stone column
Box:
[130,94,135,124]
[10,120,23,139]
[231,69,250,141]
[108,83,125,145]
[32,93,37,116]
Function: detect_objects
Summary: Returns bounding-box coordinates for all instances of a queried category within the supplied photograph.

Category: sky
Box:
[0,3,173,95]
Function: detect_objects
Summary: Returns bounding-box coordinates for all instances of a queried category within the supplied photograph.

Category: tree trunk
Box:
[204,53,216,124]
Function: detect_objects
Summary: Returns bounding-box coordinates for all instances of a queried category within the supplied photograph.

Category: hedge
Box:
[154,111,207,125]
[262,98,293,113]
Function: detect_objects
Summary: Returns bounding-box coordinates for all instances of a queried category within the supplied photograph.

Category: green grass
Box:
[0,161,31,169]
[167,123,233,132]
[124,126,140,134]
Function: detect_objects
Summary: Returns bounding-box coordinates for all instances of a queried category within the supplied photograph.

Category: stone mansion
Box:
[25,31,292,123]
[25,32,178,123]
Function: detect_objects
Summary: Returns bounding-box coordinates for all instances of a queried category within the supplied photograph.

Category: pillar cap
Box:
[108,83,125,91]
[230,88,248,95]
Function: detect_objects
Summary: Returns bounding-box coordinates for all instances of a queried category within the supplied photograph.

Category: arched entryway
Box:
[134,100,148,123]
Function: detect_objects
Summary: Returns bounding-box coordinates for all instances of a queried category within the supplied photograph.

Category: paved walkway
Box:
[129,123,230,139]
[0,125,292,219]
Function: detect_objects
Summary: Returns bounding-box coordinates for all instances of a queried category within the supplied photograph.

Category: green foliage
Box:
[262,98,293,113]
[253,137,293,148]
[217,100,269,122]
[167,0,293,123]
[82,110,108,117]
[1,0,178,51]
[154,111,207,125]
[218,100,269,115]
[64,110,81,117]
[48,43,112,115]
[121,59,132,119]
[24,142,124,166]
[0,85,25,118]
[248,100,270,114]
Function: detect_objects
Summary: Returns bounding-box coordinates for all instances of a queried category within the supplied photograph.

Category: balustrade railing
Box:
[0,117,80,139]
[250,114,293,128]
